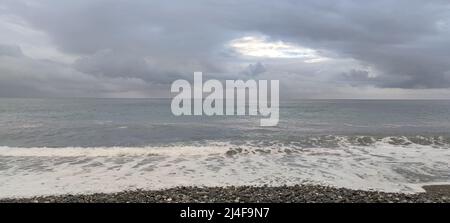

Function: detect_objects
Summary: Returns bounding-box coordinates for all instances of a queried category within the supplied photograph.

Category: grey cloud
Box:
[241,62,266,77]
[1,0,450,98]
[340,69,372,86]
[0,44,24,57]
[73,49,225,85]
[0,44,156,97]
[233,0,450,89]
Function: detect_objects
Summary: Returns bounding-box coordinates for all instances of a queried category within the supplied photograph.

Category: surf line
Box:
[171,72,279,126]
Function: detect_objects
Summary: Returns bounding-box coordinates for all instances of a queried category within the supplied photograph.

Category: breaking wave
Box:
[0,135,449,198]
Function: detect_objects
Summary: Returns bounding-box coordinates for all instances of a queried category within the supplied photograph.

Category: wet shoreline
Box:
[1,185,449,203]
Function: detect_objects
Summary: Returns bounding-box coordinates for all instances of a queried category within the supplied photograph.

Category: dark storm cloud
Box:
[1,0,450,98]
[73,49,187,84]
[0,44,153,97]
[223,0,450,88]
[242,62,266,77]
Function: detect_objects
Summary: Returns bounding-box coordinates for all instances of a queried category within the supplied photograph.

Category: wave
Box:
[0,135,448,157]
[0,136,449,198]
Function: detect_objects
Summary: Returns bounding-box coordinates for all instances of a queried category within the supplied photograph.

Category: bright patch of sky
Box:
[229,35,328,63]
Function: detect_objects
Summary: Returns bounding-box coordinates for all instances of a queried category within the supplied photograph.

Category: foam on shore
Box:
[0,139,449,198]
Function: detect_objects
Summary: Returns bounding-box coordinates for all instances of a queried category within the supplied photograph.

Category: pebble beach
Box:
[2,185,449,203]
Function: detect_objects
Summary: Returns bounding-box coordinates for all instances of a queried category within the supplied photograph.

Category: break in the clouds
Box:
[1,0,450,98]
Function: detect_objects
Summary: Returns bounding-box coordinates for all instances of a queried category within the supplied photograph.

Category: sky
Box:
[1,0,450,99]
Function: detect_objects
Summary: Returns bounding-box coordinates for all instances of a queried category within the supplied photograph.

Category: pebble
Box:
[1,185,448,203]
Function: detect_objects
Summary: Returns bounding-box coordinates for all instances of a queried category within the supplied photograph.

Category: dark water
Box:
[1,98,450,147]
[0,98,449,197]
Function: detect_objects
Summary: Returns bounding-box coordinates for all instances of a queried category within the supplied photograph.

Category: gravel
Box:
[1,185,449,203]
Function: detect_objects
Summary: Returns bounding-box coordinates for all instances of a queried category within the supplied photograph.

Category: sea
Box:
[0,98,449,198]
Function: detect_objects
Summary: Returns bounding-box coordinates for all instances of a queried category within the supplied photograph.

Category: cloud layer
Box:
[1,0,450,98]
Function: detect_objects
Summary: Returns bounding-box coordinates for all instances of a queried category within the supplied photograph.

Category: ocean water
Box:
[0,98,449,198]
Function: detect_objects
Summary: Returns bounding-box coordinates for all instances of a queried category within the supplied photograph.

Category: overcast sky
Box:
[1,0,450,99]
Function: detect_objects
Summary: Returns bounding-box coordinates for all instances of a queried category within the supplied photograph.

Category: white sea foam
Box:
[0,140,449,198]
